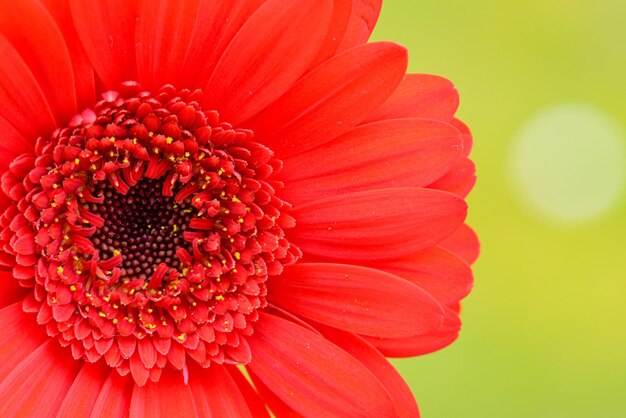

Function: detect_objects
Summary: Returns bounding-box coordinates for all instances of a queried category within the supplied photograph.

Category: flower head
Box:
[0,0,478,416]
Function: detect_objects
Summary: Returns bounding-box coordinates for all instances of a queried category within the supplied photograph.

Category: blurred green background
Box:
[372,1,626,417]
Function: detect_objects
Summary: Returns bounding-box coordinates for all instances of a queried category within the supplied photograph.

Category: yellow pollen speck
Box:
[215,295,224,301]
[90,164,97,171]
[149,132,154,137]
[74,158,80,164]
[84,306,90,312]
[98,312,106,318]
[173,224,178,233]
[52,184,58,189]
[112,318,118,324]
[177,334,186,341]
[70,285,77,291]
[51,202,57,208]
[147,308,153,313]
[153,148,159,154]
[162,321,167,326]
[113,304,119,309]
[166,137,174,144]
[129,289,135,295]
[172,306,178,311]
[222,227,228,232]
[184,152,190,157]
[232,196,241,203]
[109,137,116,142]
[238,218,244,223]
[113,249,121,256]
[57,266,64,274]
[76,270,82,275]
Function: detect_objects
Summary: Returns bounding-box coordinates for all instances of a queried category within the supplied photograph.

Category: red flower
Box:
[0,0,479,416]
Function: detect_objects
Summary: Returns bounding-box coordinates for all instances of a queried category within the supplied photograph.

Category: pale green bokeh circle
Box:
[510,104,625,222]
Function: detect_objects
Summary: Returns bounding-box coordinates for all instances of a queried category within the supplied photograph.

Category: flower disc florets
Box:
[0,83,301,385]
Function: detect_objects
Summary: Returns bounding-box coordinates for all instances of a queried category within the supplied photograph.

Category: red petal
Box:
[280,119,463,204]
[248,42,408,158]
[204,0,333,125]
[366,306,462,357]
[177,0,266,88]
[0,0,78,123]
[268,263,444,338]
[290,188,467,260]
[0,303,48,381]
[135,0,201,90]
[0,340,81,417]
[228,367,271,418]
[366,247,474,305]
[247,313,396,417]
[0,270,29,308]
[90,371,134,418]
[366,74,460,123]
[130,367,198,417]
[321,326,420,418]
[337,0,383,51]
[41,0,96,110]
[429,157,477,198]
[190,364,257,418]
[248,371,306,418]
[57,362,109,417]
[0,35,56,141]
[70,0,138,88]
[310,0,353,67]
[439,223,480,265]
[0,117,31,172]
[452,117,473,156]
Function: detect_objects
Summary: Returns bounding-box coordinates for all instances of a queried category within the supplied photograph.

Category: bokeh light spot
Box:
[510,103,625,223]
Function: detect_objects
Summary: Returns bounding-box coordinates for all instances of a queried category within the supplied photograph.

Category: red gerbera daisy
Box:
[0,0,479,416]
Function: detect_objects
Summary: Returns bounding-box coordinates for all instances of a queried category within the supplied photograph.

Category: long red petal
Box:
[247,42,407,158]
[204,0,333,125]
[429,157,477,198]
[289,188,467,260]
[366,306,462,357]
[248,370,306,418]
[310,0,353,67]
[280,119,462,204]
[0,35,56,141]
[366,247,474,305]
[228,367,271,418]
[56,362,109,417]
[268,263,444,338]
[247,313,396,417]
[70,0,138,88]
[0,0,78,123]
[190,364,256,418]
[366,74,460,123]
[0,340,81,417]
[40,0,96,110]
[177,0,266,89]
[130,367,198,418]
[90,371,134,418]
[337,0,383,51]
[0,270,29,308]
[321,326,420,418]
[439,223,480,265]
[0,303,47,381]
[135,0,201,90]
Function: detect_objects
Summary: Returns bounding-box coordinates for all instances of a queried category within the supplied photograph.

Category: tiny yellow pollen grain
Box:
[70,285,77,291]
[112,318,118,324]
[166,137,174,144]
[74,158,80,164]
[57,266,64,274]
[113,249,121,256]
[53,183,58,189]
[172,306,178,311]
[98,312,106,318]
[215,295,224,301]
[177,334,186,341]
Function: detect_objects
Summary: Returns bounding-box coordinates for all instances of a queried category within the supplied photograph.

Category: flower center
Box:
[90,177,191,280]
[0,83,301,385]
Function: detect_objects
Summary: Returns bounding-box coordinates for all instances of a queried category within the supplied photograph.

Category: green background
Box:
[372,1,626,417]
